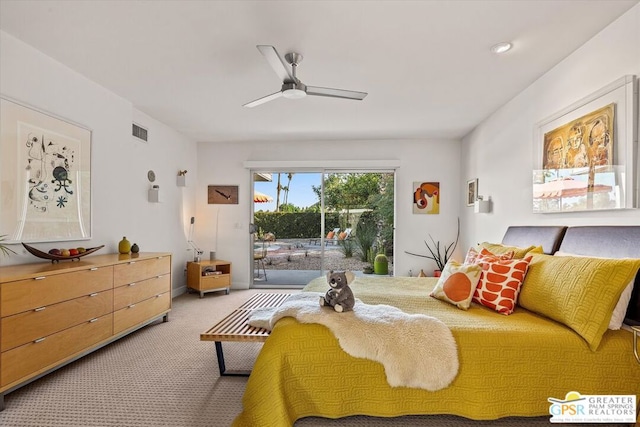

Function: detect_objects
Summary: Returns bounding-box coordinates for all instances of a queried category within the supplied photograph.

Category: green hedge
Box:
[254,212,340,239]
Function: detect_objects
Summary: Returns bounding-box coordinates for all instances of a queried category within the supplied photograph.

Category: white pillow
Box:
[554,251,635,330]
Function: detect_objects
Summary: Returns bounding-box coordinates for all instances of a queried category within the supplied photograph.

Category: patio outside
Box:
[253,237,394,286]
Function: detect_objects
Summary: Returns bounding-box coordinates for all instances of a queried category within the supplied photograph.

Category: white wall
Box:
[0,31,198,295]
[461,4,640,252]
[196,139,462,289]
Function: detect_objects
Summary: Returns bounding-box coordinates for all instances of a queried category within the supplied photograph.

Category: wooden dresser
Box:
[0,252,171,411]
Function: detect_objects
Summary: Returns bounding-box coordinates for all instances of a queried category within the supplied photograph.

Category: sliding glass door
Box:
[251,169,394,287]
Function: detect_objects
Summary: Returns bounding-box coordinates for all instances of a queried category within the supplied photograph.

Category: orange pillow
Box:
[430,260,482,310]
[472,256,532,315]
[338,232,347,240]
[464,247,514,264]
[326,231,335,239]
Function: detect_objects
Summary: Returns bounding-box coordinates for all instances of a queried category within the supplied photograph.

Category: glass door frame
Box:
[249,167,396,288]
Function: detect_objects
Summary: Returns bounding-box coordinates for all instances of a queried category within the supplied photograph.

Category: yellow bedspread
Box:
[233,277,640,426]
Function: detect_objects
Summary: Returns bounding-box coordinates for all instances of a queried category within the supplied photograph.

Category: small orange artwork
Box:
[413,181,439,214]
[543,103,614,170]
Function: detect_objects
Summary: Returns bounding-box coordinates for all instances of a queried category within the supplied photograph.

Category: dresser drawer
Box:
[1,266,114,317]
[113,274,170,311]
[1,290,113,352]
[113,292,170,335]
[113,256,170,287]
[1,313,113,388]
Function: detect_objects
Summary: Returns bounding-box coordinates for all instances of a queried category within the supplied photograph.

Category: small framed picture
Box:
[208,185,239,204]
[467,179,478,206]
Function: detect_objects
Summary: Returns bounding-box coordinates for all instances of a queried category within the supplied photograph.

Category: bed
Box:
[233,226,640,426]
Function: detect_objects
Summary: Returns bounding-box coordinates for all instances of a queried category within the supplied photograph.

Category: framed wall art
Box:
[533,75,638,213]
[413,182,439,214]
[467,179,478,206]
[208,185,239,204]
[0,96,92,243]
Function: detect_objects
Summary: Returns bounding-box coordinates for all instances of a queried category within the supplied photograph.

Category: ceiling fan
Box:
[243,45,368,108]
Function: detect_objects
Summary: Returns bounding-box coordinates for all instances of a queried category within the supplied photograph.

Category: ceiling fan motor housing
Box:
[282,81,307,99]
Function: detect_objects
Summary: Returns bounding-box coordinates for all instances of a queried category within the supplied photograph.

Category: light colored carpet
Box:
[0,290,626,427]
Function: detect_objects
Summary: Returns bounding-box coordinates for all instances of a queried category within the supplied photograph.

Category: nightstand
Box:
[187,260,231,298]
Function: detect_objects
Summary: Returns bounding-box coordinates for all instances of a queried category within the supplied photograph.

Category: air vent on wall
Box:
[132,123,148,142]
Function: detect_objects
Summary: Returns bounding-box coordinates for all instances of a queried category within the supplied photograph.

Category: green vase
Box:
[131,243,139,254]
[373,253,388,275]
[118,237,131,254]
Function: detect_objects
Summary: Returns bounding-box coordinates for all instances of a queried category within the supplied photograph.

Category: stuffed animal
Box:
[319,270,355,312]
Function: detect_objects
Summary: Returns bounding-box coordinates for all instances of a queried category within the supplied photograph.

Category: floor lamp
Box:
[188,216,204,262]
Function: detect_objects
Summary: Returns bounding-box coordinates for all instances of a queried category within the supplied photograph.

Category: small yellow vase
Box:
[118,237,131,254]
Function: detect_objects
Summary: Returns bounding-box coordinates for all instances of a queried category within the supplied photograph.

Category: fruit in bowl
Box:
[23,243,105,263]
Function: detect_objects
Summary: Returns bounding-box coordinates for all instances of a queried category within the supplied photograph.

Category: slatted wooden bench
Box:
[200,292,291,376]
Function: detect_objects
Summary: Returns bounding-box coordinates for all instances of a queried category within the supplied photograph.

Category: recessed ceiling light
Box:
[491,42,512,54]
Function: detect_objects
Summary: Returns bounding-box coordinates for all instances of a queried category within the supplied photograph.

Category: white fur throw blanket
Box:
[248,292,459,391]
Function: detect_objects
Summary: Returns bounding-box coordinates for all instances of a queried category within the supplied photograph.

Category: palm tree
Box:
[283,173,294,205]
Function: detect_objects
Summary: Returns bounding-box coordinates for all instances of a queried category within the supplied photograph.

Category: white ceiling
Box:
[1,0,637,143]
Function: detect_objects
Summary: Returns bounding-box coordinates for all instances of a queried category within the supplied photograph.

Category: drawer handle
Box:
[89,293,99,297]
[89,318,98,323]
[34,337,46,343]
[128,261,136,265]
[128,304,136,309]
[34,306,46,312]
[156,293,164,298]
[156,275,163,279]
[128,282,137,287]
[90,267,99,271]
[34,276,46,281]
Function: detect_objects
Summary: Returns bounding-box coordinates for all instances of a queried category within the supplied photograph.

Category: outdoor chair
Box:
[337,228,352,242]
[254,239,267,280]
[309,227,340,245]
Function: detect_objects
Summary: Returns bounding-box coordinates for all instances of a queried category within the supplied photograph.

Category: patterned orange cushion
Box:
[430,260,482,310]
[473,256,532,315]
[326,231,335,239]
[464,247,514,264]
[338,232,347,240]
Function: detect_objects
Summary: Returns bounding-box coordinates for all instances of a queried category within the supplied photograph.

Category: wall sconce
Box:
[148,185,161,203]
[474,196,491,213]
[177,170,187,187]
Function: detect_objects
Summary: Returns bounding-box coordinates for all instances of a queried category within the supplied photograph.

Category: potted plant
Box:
[0,234,17,257]
[405,218,459,276]
[373,237,389,275]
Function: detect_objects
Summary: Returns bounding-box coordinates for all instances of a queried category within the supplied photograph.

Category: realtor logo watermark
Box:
[548,391,637,423]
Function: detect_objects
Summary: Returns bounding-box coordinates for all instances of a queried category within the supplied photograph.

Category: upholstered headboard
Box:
[558,226,640,326]
[501,226,567,255]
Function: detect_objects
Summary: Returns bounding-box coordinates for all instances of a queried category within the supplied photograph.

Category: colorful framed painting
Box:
[413,182,439,214]
[534,75,638,212]
[0,97,92,243]
[467,179,477,206]
[542,103,614,170]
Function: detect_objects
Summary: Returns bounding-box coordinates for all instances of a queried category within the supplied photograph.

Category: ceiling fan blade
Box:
[306,86,367,101]
[257,45,295,83]
[243,91,283,108]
